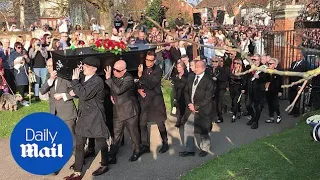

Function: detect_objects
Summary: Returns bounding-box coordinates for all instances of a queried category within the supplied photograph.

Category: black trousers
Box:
[110,115,140,156]
[215,89,226,119]
[16,85,27,99]
[246,95,263,123]
[230,85,241,116]
[289,87,300,115]
[4,69,16,94]
[74,136,108,172]
[266,91,280,117]
[140,111,167,147]
[176,101,186,125]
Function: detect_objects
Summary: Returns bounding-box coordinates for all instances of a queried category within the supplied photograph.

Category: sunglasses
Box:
[146,59,155,62]
[113,68,125,72]
[212,61,219,63]
[16,46,22,49]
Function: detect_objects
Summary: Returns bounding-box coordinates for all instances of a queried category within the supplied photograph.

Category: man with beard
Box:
[104,60,142,163]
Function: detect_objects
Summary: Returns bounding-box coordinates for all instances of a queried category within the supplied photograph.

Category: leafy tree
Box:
[145,0,162,28]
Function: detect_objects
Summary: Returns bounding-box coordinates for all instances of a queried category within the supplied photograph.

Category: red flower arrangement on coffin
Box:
[93,39,129,55]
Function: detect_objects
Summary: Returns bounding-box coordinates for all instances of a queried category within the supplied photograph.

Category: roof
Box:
[196,0,269,9]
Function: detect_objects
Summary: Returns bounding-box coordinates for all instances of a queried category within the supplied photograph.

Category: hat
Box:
[82,57,100,68]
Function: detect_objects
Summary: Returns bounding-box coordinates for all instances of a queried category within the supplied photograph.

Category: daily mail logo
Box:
[10,113,73,175]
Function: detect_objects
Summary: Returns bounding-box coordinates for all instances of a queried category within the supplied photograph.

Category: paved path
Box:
[0,101,301,180]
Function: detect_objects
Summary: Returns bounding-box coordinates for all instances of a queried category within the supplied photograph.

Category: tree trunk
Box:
[69,0,90,28]
[99,0,113,34]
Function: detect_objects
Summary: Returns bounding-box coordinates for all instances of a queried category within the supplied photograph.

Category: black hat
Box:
[82,57,100,68]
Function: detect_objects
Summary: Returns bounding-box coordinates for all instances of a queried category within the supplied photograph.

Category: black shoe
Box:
[237,112,241,119]
[159,143,169,153]
[198,151,208,157]
[108,156,117,164]
[216,119,223,123]
[251,122,258,129]
[129,152,140,162]
[84,148,95,159]
[92,166,108,176]
[231,115,236,123]
[34,96,40,101]
[140,145,150,155]
[179,151,195,157]
[246,120,253,125]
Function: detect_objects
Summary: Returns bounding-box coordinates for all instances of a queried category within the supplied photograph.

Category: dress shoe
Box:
[34,96,40,101]
[216,119,223,123]
[129,152,140,162]
[159,142,169,153]
[179,151,195,157]
[64,173,82,180]
[140,145,150,154]
[92,166,109,176]
[198,151,208,157]
[246,120,253,126]
[84,149,95,158]
[108,156,117,164]
[251,122,258,129]
[231,115,236,123]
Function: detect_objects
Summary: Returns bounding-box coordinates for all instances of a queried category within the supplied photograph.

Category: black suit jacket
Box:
[183,73,214,134]
[105,72,139,121]
[170,47,181,64]
[71,74,110,138]
[289,60,308,89]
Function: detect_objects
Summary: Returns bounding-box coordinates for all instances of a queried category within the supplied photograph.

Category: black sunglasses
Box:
[16,46,22,49]
[212,61,219,63]
[113,68,125,72]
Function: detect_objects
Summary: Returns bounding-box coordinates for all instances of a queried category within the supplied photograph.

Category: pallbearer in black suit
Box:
[180,60,214,157]
[137,51,169,154]
[104,60,142,163]
[245,55,269,129]
[173,61,188,127]
[65,57,110,180]
[265,58,283,123]
[229,58,245,123]
[211,57,229,123]
[288,51,308,117]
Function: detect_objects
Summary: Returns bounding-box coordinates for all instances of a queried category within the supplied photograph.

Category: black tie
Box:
[194,76,199,86]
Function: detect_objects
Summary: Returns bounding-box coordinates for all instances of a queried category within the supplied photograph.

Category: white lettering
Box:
[25,129,35,141]
[20,143,63,158]
[49,131,58,144]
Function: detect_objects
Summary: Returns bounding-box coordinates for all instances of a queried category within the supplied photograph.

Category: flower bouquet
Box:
[92,39,129,55]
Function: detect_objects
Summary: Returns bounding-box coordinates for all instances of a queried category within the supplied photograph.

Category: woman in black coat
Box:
[229,58,245,122]
[172,61,188,127]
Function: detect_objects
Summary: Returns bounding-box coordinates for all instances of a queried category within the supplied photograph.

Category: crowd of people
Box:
[302,29,320,49]
[0,10,314,180]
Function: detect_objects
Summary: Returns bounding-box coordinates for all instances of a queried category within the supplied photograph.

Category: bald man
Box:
[104,60,141,162]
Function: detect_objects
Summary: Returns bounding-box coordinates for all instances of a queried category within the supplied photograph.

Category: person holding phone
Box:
[28,38,48,101]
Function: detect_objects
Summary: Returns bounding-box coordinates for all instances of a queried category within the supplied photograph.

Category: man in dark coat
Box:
[104,60,142,163]
[245,54,269,129]
[265,58,283,124]
[40,58,77,149]
[180,60,214,157]
[288,51,308,117]
[65,57,110,180]
[137,51,169,154]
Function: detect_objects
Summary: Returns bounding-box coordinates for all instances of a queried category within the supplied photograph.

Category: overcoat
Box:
[138,65,167,122]
[71,74,110,138]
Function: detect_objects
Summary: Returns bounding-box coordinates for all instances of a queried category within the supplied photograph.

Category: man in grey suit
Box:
[40,58,77,147]
[104,60,141,163]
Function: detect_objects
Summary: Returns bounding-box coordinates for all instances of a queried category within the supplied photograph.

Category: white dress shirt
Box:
[191,72,205,103]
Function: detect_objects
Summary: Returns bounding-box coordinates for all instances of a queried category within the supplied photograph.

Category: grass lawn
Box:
[182,112,320,180]
[0,80,173,138]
